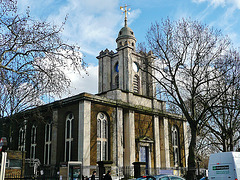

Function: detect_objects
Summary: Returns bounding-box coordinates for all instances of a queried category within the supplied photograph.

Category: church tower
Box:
[5,5,189,177]
[97,5,156,98]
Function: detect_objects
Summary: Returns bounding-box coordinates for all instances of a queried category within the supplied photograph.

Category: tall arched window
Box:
[44,122,52,164]
[30,125,37,159]
[133,75,139,93]
[172,126,180,166]
[18,127,25,151]
[97,112,108,161]
[65,113,74,162]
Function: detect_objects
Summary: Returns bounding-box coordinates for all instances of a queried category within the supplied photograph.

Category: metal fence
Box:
[82,166,188,179]
[4,164,59,180]
[5,176,59,180]
[3,166,206,180]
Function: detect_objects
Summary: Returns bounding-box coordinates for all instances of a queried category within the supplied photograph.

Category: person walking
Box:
[104,171,112,180]
[91,171,96,180]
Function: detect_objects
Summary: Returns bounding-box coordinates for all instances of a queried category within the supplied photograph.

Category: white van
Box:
[208,152,240,180]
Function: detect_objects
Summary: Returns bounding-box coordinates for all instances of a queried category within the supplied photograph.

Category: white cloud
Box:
[192,0,240,48]
[232,0,240,9]
[192,0,240,8]
[211,0,226,7]
[60,64,98,99]
[17,0,141,98]
[46,0,123,56]
[127,9,142,26]
[18,0,142,57]
[192,0,206,2]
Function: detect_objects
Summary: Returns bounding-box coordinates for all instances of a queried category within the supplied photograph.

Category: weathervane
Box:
[120,4,131,27]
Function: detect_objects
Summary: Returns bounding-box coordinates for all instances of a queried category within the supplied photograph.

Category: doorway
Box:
[140,146,150,174]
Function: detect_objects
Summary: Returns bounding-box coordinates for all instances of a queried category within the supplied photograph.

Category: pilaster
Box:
[163,117,170,168]
[124,110,135,167]
[51,109,58,164]
[153,115,161,168]
[116,107,124,167]
[102,56,111,92]
[123,48,131,91]
[183,121,189,167]
[118,49,124,90]
[78,100,91,175]
[98,57,103,93]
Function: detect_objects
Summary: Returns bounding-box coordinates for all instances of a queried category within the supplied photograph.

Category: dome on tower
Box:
[116,26,136,42]
[116,5,136,49]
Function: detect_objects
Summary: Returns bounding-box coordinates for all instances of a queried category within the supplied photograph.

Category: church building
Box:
[3,6,189,178]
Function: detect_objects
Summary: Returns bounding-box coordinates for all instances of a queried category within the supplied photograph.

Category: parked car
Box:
[200,177,208,180]
[136,175,185,180]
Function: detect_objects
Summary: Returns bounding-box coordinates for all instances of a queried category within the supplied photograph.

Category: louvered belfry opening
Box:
[133,75,139,93]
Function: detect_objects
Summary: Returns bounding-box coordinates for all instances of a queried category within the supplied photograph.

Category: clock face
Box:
[133,62,139,72]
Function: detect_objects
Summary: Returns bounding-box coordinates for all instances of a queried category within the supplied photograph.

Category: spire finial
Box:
[120,4,131,27]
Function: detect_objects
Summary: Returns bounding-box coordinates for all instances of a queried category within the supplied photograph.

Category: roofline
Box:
[6,92,185,122]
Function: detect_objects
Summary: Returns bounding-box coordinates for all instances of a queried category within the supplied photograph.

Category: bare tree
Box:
[0,0,85,118]
[145,18,238,179]
[204,54,240,152]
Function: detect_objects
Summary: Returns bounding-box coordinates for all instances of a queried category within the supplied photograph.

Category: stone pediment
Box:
[136,137,154,152]
[138,136,154,143]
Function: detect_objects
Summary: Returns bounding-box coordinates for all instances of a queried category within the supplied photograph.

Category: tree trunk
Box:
[223,138,227,152]
[186,125,197,180]
[230,133,234,151]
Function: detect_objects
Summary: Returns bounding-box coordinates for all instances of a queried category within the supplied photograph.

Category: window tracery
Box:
[97,112,108,161]
[30,125,37,159]
[44,121,52,164]
[65,113,74,162]
[172,125,180,166]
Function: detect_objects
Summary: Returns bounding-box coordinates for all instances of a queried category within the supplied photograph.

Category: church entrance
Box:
[140,146,150,174]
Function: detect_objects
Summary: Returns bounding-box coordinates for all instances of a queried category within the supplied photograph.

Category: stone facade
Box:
[3,21,189,178]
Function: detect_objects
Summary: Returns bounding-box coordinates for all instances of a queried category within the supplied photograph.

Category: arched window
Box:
[133,75,139,93]
[65,113,74,162]
[44,121,52,164]
[115,62,119,73]
[97,112,108,161]
[172,126,180,167]
[115,75,119,88]
[18,127,25,151]
[30,125,37,159]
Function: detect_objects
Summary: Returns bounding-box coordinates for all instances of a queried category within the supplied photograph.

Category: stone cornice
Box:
[30,92,185,121]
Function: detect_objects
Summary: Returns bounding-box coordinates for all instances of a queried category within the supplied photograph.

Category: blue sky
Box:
[18,0,240,96]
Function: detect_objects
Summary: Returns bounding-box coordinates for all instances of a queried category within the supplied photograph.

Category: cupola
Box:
[116,5,136,50]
